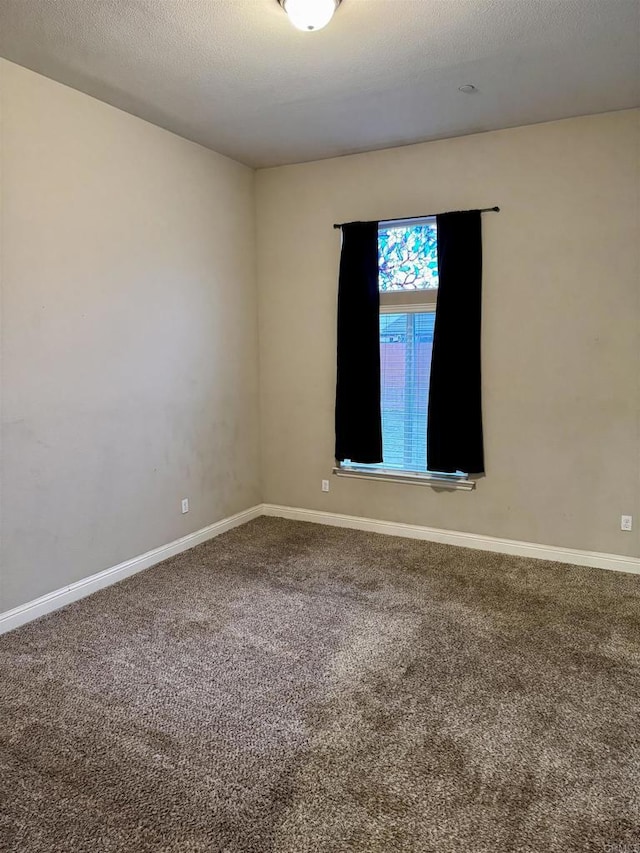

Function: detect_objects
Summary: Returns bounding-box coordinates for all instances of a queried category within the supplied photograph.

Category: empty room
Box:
[0,1,639,851]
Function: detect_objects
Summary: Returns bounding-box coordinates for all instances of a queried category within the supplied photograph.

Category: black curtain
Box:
[427,210,484,474]
[335,221,382,463]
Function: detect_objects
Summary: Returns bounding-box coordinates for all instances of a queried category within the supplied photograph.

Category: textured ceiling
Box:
[0,0,638,168]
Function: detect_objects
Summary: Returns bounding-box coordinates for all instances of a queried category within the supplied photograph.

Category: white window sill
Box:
[333,466,475,491]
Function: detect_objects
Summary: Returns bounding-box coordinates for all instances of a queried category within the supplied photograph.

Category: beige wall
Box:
[1,59,637,617]
[256,110,640,557]
[0,60,260,611]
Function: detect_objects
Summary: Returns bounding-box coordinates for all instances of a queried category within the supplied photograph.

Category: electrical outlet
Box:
[621,515,633,531]
[321,479,330,492]
[181,498,189,514]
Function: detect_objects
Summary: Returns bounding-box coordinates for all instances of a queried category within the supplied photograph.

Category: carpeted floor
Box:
[1,518,639,853]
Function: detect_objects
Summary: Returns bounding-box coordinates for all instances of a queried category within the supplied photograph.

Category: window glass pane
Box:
[370,311,434,473]
[378,221,438,292]
[339,310,466,476]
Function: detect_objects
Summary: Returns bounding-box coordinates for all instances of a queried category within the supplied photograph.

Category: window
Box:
[378,219,439,292]
[337,218,471,487]
[374,310,434,474]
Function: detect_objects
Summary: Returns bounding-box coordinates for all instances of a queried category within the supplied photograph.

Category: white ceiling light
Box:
[279,0,341,32]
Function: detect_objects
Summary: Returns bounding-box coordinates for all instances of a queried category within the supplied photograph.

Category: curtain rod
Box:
[333,206,500,229]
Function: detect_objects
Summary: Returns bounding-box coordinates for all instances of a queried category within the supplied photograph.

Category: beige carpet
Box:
[1,517,639,852]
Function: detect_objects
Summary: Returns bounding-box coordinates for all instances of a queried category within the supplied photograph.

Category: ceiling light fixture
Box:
[278,0,342,32]
[458,84,478,94]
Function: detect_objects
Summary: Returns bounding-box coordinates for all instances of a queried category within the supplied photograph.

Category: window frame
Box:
[334,217,475,491]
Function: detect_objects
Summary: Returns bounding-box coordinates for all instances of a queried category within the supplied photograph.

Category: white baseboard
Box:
[3,501,638,636]
[262,504,640,576]
[0,504,262,636]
